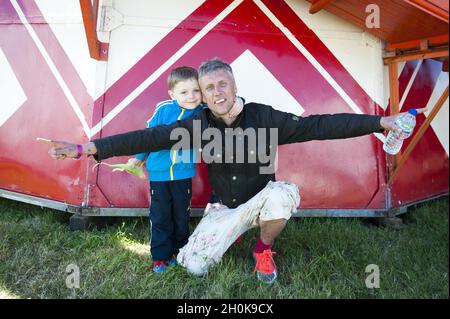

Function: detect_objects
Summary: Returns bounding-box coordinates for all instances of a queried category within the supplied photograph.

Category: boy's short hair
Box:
[167,66,198,90]
[198,58,234,79]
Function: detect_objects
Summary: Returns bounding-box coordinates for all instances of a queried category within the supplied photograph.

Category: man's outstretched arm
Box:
[265,105,427,145]
[38,113,199,160]
[36,138,97,160]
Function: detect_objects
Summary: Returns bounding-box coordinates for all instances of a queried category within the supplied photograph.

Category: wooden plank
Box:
[388,62,400,179]
[420,39,429,51]
[314,0,448,44]
[389,86,449,184]
[79,0,108,61]
[404,0,449,23]
[309,0,335,14]
[383,46,449,64]
[386,34,449,51]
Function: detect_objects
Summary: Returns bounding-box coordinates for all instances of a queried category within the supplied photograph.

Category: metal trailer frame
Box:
[3,187,447,219]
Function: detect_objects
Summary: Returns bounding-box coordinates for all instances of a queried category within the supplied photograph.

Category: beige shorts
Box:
[177,181,300,276]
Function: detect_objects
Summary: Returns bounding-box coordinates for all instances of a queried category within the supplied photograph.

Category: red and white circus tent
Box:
[0,0,448,220]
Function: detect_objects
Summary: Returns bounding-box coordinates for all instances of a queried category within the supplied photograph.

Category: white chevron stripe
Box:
[425,72,449,155]
[10,0,91,138]
[254,0,385,143]
[0,48,27,127]
[89,0,244,138]
[399,60,423,111]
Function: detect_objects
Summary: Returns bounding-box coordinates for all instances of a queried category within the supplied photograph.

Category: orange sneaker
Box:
[253,249,277,284]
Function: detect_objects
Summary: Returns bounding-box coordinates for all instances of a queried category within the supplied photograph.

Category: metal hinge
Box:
[99,3,124,32]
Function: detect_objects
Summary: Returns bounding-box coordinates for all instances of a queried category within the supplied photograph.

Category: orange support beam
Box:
[388,86,449,184]
[388,63,400,115]
[383,46,449,64]
[386,35,449,52]
[387,62,400,180]
[309,0,334,14]
[80,0,108,61]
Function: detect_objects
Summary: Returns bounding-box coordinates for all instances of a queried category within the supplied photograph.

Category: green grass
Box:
[0,196,448,299]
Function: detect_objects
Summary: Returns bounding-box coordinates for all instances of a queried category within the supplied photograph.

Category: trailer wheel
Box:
[69,214,120,231]
[362,215,405,229]
[69,214,94,231]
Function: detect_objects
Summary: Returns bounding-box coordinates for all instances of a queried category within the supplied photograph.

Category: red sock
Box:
[253,237,272,254]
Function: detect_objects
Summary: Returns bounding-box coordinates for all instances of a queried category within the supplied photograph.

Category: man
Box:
[41,58,425,284]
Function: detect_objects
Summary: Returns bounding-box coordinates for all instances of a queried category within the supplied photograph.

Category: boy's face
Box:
[168,78,202,109]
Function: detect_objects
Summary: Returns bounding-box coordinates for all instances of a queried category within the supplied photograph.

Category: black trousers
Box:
[149,178,192,261]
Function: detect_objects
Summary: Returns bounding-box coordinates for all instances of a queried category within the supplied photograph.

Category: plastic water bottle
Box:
[383,108,418,155]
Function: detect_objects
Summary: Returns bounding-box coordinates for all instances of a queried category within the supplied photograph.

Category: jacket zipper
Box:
[170,108,186,180]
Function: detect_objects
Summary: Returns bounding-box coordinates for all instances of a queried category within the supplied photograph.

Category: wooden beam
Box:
[388,86,449,184]
[404,0,449,23]
[79,0,108,61]
[384,46,449,64]
[386,35,449,52]
[309,0,334,14]
[388,63,400,116]
[420,39,429,51]
[387,62,400,179]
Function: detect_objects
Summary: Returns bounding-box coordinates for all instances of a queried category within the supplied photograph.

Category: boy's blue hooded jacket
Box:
[136,99,203,181]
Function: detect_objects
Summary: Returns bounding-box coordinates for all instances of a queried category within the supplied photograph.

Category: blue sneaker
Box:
[151,261,168,273]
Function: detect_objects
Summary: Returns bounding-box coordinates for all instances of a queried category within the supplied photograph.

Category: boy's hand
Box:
[228,96,244,118]
[129,158,144,169]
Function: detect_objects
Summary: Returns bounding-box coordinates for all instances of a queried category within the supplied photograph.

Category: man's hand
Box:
[204,202,228,215]
[380,108,427,133]
[36,138,97,160]
[92,158,146,180]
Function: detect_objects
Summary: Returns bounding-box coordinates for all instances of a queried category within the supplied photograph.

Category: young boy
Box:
[130,66,243,273]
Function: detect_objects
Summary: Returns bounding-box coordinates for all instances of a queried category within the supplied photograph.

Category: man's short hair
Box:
[198,58,234,79]
[167,66,198,90]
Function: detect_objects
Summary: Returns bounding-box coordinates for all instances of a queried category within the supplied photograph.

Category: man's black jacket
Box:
[93,103,383,208]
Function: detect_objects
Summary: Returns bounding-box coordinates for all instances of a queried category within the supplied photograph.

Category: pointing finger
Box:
[37,137,65,148]
[36,137,53,145]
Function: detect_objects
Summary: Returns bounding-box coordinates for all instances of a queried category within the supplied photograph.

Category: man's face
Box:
[199,69,237,117]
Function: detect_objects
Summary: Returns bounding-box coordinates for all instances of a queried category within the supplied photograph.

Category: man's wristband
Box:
[75,144,83,159]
